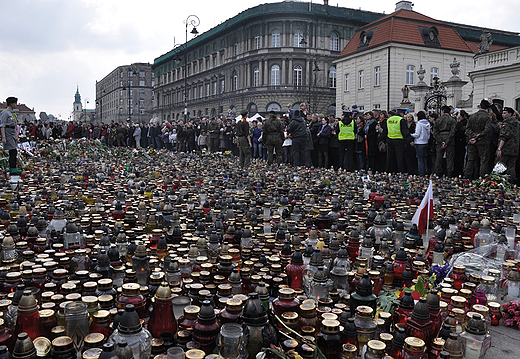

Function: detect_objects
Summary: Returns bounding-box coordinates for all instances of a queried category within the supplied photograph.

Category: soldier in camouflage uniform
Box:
[433,106,456,177]
[496,107,519,183]
[464,99,493,179]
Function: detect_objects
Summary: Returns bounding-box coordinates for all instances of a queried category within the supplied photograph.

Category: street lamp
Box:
[184,15,200,122]
[84,97,90,123]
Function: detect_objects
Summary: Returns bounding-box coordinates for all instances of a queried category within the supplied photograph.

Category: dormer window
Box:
[419,26,440,47]
[357,29,375,49]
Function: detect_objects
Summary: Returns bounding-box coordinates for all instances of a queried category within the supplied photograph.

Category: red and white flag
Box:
[412,180,434,236]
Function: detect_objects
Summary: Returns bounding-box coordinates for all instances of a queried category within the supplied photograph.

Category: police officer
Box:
[464,99,493,179]
[336,111,356,171]
[382,110,411,173]
[496,107,519,183]
[433,105,456,177]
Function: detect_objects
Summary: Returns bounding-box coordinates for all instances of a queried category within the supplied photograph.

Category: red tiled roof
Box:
[464,41,508,54]
[0,104,34,112]
[339,9,474,57]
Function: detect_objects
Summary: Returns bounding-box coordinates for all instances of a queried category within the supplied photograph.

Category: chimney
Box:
[395,1,413,11]
[324,0,329,5]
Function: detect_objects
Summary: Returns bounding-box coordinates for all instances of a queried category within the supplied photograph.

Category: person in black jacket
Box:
[286,110,307,167]
[316,115,332,168]
[309,114,321,167]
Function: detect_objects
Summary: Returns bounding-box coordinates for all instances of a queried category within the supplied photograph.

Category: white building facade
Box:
[469,46,520,111]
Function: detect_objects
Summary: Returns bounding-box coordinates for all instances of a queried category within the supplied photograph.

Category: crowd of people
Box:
[16,98,520,184]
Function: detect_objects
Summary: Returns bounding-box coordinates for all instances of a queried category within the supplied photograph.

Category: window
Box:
[128,99,133,105]
[120,81,123,87]
[139,90,145,96]
[129,80,133,86]
[430,67,438,84]
[139,80,145,86]
[294,65,302,87]
[213,82,217,95]
[374,66,381,87]
[254,35,260,50]
[139,71,145,78]
[206,83,210,97]
[220,53,224,65]
[253,67,260,87]
[358,70,364,89]
[329,66,337,88]
[140,109,145,114]
[139,99,145,106]
[120,99,123,105]
[194,63,197,73]
[119,108,123,114]
[128,71,133,77]
[220,80,224,93]
[272,30,280,47]
[129,90,133,96]
[345,73,350,92]
[373,104,381,109]
[234,43,238,56]
[271,65,280,86]
[213,56,217,67]
[233,72,238,91]
[199,85,203,98]
[330,32,339,51]
[294,30,304,47]
[406,65,415,85]
[193,87,197,99]
[206,58,209,69]
[120,72,123,78]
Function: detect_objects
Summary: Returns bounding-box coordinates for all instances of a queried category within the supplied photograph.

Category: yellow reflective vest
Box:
[338,120,355,140]
[387,116,403,139]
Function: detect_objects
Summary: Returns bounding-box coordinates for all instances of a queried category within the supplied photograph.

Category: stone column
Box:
[442,58,468,108]
[410,64,430,111]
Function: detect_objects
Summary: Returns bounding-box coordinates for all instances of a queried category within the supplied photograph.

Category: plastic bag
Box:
[493,161,507,174]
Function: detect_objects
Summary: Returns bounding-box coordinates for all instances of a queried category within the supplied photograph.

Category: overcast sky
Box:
[1,0,519,120]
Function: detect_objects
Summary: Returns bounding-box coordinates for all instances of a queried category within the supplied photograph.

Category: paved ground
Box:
[488,325,520,358]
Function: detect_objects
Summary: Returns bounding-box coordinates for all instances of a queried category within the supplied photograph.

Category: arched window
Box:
[406,65,415,85]
[294,30,304,47]
[294,65,302,87]
[232,71,238,91]
[329,66,337,88]
[330,32,339,51]
[271,30,280,48]
[253,67,260,87]
[271,65,280,86]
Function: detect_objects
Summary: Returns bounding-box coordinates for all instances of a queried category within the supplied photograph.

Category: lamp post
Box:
[184,15,200,122]
[211,74,221,118]
[84,97,90,123]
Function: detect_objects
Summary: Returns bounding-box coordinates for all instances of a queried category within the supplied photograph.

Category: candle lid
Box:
[404,337,425,353]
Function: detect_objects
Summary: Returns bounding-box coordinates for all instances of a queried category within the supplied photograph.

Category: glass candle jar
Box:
[272,288,300,317]
[116,283,147,320]
[364,340,386,359]
[317,319,341,359]
[488,302,501,326]
[90,310,111,338]
[402,337,427,359]
[64,301,90,354]
[217,323,247,359]
[354,306,377,353]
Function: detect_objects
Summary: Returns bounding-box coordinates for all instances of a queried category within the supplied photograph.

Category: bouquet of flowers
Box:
[502,301,520,329]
